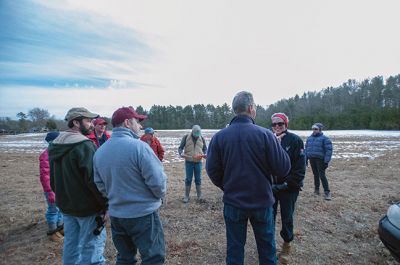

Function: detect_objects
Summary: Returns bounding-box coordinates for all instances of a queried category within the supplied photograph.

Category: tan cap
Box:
[64,107,99,122]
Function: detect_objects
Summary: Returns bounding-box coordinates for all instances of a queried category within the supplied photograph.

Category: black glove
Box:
[323,163,329,169]
[272,182,288,193]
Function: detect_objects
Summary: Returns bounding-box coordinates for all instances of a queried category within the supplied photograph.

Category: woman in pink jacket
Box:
[39,131,64,242]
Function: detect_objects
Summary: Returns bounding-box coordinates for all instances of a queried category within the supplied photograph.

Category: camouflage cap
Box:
[64,107,99,122]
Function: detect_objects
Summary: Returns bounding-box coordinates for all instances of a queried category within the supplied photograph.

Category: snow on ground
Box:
[0,130,399,160]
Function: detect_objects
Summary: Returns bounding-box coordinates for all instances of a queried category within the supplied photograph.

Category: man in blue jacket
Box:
[93,106,167,265]
[206,91,291,265]
[305,123,333,200]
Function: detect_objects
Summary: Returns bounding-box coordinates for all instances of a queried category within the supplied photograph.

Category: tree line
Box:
[1,74,399,133]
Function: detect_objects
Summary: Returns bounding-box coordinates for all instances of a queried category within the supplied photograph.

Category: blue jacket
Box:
[305,132,333,163]
[93,127,167,218]
[206,115,291,209]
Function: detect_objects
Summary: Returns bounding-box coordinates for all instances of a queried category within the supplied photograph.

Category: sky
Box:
[1,0,399,119]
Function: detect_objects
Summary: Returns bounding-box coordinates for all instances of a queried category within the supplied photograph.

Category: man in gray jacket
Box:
[94,106,167,265]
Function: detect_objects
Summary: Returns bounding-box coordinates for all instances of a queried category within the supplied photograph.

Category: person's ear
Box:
[123,119,130,128]
[72,119,80,128]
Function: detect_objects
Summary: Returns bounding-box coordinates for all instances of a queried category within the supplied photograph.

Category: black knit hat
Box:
[45,131,60,143]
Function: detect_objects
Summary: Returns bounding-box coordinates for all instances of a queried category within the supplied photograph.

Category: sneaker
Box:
[56,224,64,236]
[314,189,320,196]
[47,231,64,242]
[324,192,332,201]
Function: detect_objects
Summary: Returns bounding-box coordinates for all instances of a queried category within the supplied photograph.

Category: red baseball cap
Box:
[111,106,147,127]
[93,118,108,126]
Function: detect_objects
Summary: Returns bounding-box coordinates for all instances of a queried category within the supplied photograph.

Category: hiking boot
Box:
[278,242,291,264]
[57,224,64,236]
[314,189,320,196]
[47,230,64,242]
[324,191,332,201]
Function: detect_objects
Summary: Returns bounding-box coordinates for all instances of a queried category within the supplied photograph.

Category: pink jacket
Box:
[39,148,54,194]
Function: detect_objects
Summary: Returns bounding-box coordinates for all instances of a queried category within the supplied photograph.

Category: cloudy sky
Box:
[1,0,399,119]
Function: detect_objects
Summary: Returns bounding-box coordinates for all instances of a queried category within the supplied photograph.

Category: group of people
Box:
[37,92,333,265]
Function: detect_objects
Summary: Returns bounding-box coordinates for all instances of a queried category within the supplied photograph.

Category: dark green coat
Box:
[48,131,107,217]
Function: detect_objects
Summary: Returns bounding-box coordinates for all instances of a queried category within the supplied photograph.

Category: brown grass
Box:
[0,134,399,264]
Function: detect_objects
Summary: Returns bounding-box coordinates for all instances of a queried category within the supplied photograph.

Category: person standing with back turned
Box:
[94,107,167,265]
[206,91,291,265]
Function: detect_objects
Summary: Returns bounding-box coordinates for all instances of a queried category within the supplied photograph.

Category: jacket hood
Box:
[49,131,92,161]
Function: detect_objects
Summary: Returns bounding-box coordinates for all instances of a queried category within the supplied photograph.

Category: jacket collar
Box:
[112,127,139,139]
[312,132,323,137]
[229,114,255,125]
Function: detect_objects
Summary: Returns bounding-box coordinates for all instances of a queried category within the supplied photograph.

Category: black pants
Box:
[309,157,330,192]
[273,190,299,242]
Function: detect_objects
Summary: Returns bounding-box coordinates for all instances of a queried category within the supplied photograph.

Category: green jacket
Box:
[49,130,107,217]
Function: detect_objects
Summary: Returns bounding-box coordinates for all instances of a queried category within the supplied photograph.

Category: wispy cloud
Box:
[0,0,151,89]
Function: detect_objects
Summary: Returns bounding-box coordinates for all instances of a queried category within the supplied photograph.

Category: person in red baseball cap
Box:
[111,106,147,128]
[93,106,167,264]
[87,118,110,148]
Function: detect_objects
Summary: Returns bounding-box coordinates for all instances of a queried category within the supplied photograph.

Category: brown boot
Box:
[57,224,64,236]
[47,231,64,242]
[278,242,291,264]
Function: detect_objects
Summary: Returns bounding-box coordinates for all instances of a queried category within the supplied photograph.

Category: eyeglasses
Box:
[272,122,285,127]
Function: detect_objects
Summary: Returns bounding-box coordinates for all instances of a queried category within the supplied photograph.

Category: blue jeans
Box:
[185,161,202,186]
[110,211,165,265]
[309,158,330,192]
[44,192,63,231]
[273,190,299,242]
[62,214,106,265]
[223,204,276,265]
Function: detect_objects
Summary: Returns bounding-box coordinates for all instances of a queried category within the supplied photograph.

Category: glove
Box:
[323,163,329,169]
[272,183,288,193]
[47,192,56,204]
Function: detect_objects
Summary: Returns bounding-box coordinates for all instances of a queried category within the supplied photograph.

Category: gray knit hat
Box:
[312,123,323,130]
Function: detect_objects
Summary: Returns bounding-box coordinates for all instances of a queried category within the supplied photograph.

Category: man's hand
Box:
[275,133,286,143]
[193,154,206,160]
[272,182,288,193]
[323,163,329,169]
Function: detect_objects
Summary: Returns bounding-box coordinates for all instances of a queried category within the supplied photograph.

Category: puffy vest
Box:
[183,134,204,162]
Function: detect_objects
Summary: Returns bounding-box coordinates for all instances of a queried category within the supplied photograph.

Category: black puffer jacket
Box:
[278,130,306,191]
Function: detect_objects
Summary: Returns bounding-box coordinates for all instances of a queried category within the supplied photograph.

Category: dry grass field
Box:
[0,131,399,264]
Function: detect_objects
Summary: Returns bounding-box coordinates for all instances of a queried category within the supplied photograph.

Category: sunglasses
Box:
[272,122,285,127]
[312,128,319,131]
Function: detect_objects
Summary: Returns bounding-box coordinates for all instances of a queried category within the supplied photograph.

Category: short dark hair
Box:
[67,117,84,128]
[232,91,255,114]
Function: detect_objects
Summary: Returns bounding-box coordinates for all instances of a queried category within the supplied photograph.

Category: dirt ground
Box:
[0,134,399,264]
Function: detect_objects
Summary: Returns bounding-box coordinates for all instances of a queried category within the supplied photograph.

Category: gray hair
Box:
[232,91,255,114]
